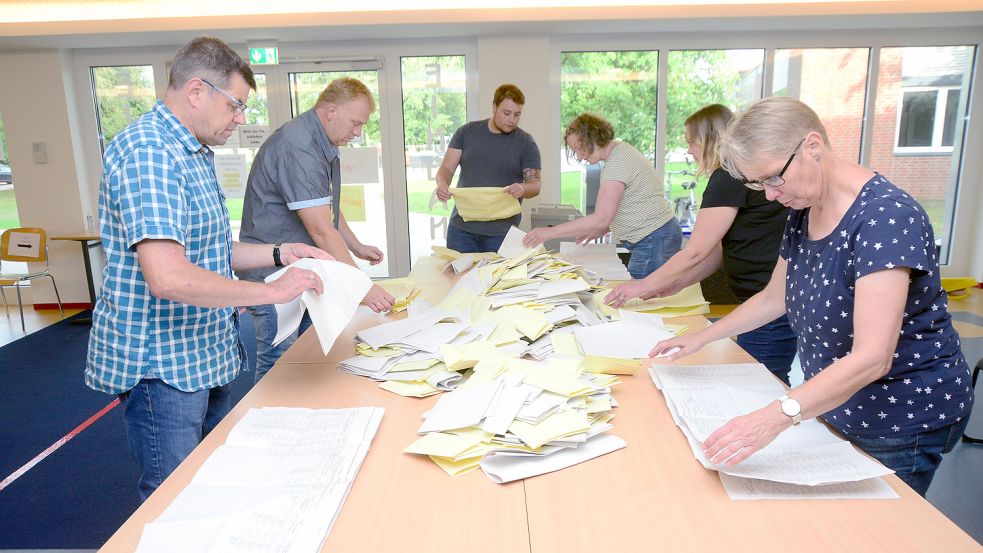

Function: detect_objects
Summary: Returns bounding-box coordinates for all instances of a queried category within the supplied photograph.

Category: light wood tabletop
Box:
[99,256,982,552]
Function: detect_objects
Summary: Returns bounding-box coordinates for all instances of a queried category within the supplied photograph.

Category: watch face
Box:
[781,397,801,417]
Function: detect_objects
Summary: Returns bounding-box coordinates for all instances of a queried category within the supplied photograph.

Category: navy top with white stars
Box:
[780,174,974,439]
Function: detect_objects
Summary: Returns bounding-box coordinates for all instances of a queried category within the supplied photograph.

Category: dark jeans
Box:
[623,219,683,279]
[244,303,313,383]
[119,378,233,501]
[736,314,797,386]
[847,416,970,496]
[446,225,506,254]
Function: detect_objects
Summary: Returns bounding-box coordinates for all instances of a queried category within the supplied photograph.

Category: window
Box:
[90,66,156,152]
[872,45,975,262]
[772,48,870,163]
[560,50,659,215]
[666,49,763,207]
[214,73,267,240]
[400,55,467,266]
[0,111,19,232]
[896,86,960,151]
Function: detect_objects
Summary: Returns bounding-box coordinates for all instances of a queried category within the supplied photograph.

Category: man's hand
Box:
[352,243,384,266]
[362,284,395,313]
[278,243,333,265]
[503,183,525,199]
[267,267,324,304]
[436,184,452,202]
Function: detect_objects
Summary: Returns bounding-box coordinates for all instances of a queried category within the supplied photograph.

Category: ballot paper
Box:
[649,363,895,488]
[558,242,631,281]
[135,407,384,553]
[450,187,522,222]
[498,226,533,259]
[480,433,626,484]
[574,319,676,359]
[266,258,372,356]
[718,473,899,500]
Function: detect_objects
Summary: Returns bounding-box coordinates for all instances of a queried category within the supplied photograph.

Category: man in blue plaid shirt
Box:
[85,37,331,501]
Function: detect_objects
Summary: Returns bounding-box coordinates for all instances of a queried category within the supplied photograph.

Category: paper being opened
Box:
[265,258,372,356]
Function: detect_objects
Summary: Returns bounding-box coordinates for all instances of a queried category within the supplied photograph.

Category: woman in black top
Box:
[608,104,796,383]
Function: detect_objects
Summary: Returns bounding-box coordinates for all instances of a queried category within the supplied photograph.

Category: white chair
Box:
[0,227,64,331]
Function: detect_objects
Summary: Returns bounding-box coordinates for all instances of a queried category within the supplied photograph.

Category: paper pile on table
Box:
[648,363,897,499]
[134,407,384,553]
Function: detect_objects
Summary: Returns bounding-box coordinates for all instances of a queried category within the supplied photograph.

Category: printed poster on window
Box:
[340,147,380,185]
[340,185,366,222]
[239,125,269,149]
[215,154,247,198]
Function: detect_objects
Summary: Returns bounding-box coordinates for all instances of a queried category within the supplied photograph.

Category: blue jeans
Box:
[119,378,233,501]
[446,225,506,254]
[736,314,797,385]
[623,219,683,279]
[847,416,970,496]
[245,303,313,383]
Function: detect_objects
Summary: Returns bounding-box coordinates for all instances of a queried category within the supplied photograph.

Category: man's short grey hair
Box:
[719,96,830,180]
[168,36,256,91]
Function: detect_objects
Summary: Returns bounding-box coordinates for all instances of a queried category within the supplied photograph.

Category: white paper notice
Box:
[480,433,626,484]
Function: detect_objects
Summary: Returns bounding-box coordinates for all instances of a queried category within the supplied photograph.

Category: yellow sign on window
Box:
[340,185,366,222]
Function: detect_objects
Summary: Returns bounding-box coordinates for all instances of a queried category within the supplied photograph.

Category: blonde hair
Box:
[564,112,614,156]
[719,96,830,180]
[316,77,376,112]
[684,104,733,178]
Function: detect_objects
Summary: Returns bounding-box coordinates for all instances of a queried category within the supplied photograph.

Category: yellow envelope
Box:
[550,333,582,356]
[429,455,483,477]
[509,410,592,449]
[581,355,642,375]
[432,245,461,260]
[379,380,440,398]
[450,187,522,222]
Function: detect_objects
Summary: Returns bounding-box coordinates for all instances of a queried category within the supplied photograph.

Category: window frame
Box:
[893,85,961,154]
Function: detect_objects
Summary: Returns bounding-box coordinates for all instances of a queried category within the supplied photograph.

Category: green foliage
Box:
[245,74,270,126]
[0,113,7,162]
[289,71,381,144]
[560,50,750,159]
[93,66,156,149]
[400,57,468,147]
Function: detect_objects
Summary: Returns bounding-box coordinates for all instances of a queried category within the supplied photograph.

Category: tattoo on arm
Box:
[523,168,541,183]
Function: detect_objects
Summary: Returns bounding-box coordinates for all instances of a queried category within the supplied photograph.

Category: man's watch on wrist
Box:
[272,243,284,267]
[779,394,802,426]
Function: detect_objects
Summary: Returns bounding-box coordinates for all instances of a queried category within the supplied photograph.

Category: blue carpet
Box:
[0,310,257,548]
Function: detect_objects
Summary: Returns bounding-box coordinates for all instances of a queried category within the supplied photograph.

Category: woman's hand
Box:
[701,402,790,466]
[522,227,553,249]
[606,280,650,307]
[648,332,708,360]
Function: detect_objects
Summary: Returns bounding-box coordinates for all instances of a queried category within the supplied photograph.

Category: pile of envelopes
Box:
[336,227,704,482]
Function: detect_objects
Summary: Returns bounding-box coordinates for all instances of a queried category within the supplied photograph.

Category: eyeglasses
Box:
[742,137,806,191]
[201,78,248,116]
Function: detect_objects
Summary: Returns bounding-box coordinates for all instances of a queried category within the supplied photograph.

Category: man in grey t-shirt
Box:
[435,84,542,253]
[239,77,394,382]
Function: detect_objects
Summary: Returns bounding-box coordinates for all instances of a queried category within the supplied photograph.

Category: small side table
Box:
[51,234,102,324]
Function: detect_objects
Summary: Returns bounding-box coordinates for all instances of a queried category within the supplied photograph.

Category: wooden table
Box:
[99,256,982,552]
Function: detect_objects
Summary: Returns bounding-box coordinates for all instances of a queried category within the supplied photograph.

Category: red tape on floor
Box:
[0,398,120,492]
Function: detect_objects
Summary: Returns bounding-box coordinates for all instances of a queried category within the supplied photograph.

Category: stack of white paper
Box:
[134,407,384,553]
[648,363,897,499]
[558,241,631,281]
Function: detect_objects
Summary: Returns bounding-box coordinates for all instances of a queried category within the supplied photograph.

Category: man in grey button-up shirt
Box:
[239,77,394,381]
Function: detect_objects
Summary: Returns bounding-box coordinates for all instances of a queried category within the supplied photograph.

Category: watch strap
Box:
[273,243,284,267]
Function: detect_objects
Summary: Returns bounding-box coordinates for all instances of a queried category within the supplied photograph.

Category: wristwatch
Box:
[272,243,284,267]
[779,394,802,426]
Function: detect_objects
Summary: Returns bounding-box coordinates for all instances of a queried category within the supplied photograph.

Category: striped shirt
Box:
[86,101,242,395]
[600,142,673,243]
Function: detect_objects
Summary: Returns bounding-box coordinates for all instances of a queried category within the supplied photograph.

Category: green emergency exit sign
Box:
[248,47,278,65]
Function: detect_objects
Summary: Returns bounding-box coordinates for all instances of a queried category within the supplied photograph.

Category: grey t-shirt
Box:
[447,119,541,236]
[237,108,340,282]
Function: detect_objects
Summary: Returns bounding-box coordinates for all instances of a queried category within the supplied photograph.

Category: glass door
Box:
[282,64,390,278]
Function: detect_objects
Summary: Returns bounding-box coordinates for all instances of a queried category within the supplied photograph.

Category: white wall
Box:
[0,49,92,306]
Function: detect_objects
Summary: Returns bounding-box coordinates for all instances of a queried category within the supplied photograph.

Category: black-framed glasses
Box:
[201,78,248,116]
[742,137,806,191]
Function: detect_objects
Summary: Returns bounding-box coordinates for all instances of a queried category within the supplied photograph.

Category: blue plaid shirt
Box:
[86,101,242,394]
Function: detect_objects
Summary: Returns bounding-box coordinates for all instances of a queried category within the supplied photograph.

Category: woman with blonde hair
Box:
[650,97,973,495]
[523,112,681,279]
[608,103,795,383]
